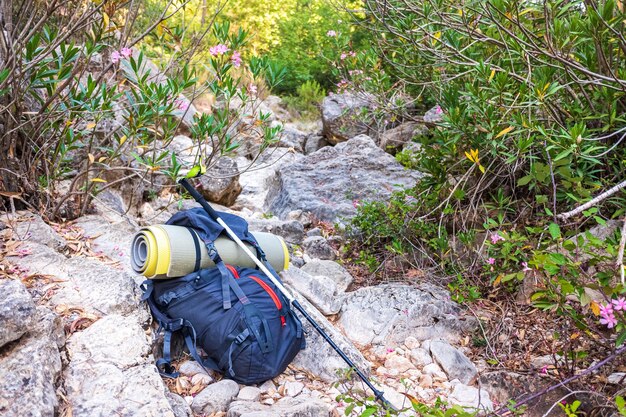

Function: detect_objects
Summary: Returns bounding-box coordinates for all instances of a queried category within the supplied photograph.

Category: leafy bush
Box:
[339,0,626,349]
[282,80,326,119]
[0,2,283,218]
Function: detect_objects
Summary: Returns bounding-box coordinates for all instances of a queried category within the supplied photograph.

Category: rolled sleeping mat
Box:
[131,225,289,279]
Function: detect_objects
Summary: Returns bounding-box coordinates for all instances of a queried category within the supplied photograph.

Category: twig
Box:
[617,218,626,285]
[557,178,626,220]
[495,345,626,415]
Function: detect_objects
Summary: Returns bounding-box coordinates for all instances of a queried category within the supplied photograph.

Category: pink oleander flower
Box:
[231,50,242,68]
[248,83,257,95]
[352,199,361,208]
[209,44,229,56]
[435,105,444,114]
[120,47,132,59]
[111,51,121,64]
[540,365,548,375]
[600,303,614,318]
[326,30,337,37]
[174,99,188,111]
[612,297,626,311]
[487,257,496,265]
[490,233,505,244]
[340,53,347,60]
[386,347,395,353]
[521,262,531,272]
[600,312,618,328]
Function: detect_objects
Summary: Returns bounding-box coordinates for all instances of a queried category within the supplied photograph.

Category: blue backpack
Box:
[141,208,305,384]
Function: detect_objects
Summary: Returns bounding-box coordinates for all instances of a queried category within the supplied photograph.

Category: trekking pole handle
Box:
[178,178,220,221]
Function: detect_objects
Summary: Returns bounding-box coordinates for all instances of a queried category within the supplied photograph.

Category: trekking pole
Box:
[178,178,393,409]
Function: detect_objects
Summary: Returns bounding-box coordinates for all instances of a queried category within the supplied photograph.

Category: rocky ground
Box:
[0,94,555,417]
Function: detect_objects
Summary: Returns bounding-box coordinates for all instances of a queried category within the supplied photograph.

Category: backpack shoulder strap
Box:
[141,280,220,377]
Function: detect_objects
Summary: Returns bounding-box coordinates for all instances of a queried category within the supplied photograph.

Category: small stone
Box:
[419,374,433,388]
[306,228,323,238]
[410,348,433,367]
[423,363,447,380]
[191,379,239,414]
[448,383,493,411]
[387,368,400,377]
[185,396,193,405]
[238,386,262,402]
[178,360,209,377]
[302,236,336,260]
[258,380,276,393]
[395,347,405,355]
[404,336,420,350]
[191,373,213,386]
[608,372,626,384]
[262,398,275,405]
[283,381,305,397]
[385,353,416,373]
[376,366,388,375]
[407,369,422,379]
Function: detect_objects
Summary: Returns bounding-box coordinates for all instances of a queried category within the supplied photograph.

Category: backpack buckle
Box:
[204,241,221,263]
[164,318,185,332]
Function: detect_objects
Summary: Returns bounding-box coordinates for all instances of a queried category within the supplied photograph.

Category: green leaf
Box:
[345,403,355,415]
[617,330,626,347]
[185,163,206,179]
[359,407,377,417]
[549,223,561,240]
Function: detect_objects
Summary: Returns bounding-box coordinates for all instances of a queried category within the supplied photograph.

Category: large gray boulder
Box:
[265,135,422,223]
[300,260,353,293]
[196,157,242,207]
[277,123,308,153]
[337,284,475,346]
[63,315,176,417]
[288,286,371,382]
[227,396,332,417]
[0,307,64,417]
[247,217,305,245]
[280,267,345,315]
[321,93,374,144]
[235,150,303,213]
[0,279,36,348]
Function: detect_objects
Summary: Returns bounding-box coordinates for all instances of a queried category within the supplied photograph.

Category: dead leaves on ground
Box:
[54,304,100,334]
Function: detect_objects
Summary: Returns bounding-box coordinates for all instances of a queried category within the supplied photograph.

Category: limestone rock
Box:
[178,360,209,377]
[302,236,336,260]
[247,217,305,245]
[235,150,303,213]
[423,105,444,124]
[384,354,415,373]
[300,260,353,293]
[237,386,262,402]
[379,122,428,155]
[63,315,175,417]
[197,157,242,207]
[448,382,493,411]
[0,279,36,347]
[0,307,64,417]
[337,284,474,346]
[280,267,345,315]
[191,379,240,414]
[282,381,304,397]
[278,123,308,153]
[429,340,478,385]
[166,392,193,417]
[608,372,626,384]
[227,396,332,417]
[266,135,422,223]
[321,93,374,144]
[304,135,330,155]
[410,347,433,367]
[13,212,66,251]
[289,287,371,382]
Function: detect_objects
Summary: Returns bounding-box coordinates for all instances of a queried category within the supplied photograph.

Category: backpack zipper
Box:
[249,275,286,327]
[226,265,286,327]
